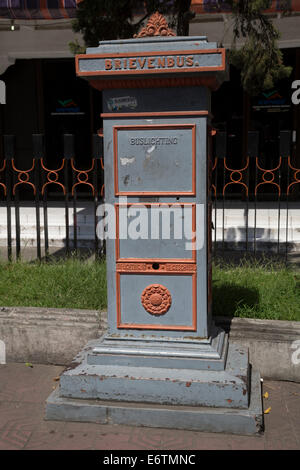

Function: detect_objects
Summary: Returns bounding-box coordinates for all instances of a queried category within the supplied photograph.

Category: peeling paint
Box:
[146,145,156,156]
[120,157,136,166]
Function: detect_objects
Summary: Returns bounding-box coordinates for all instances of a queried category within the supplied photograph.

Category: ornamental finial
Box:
[134,11,176,38]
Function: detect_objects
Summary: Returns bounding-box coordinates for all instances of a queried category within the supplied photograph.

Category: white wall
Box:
[0,21,83,75]
[1,12,300,77]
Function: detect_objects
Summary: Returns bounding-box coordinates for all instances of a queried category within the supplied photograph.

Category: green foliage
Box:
[212,258,300,321]
[70,0,292,96]
[71,0,193,48]
[68,38,86,55]
[228,0,292,94]
[0,257,299,321]
[72,0,139,47]
[0,257,107,310]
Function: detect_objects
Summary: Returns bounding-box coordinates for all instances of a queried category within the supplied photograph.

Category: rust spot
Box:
[186,382,192,387]
[243,389,247,395]
[123,175,130,185]
[183,336,206,340]
[80,389,87,393]
[65,361,80,371]
[227,399,232,403]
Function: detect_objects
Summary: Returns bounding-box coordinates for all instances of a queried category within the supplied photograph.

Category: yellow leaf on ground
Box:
[263,392,269,399]
[53,377,60,381]
[264,407,271,414]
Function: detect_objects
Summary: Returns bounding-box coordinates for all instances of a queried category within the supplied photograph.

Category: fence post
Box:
[63,134,74,257]
[93,133,103,260]
[215,132,226,256]
[33,134,44,261]
[3,135,14,261]
[280,130,292,263]
[247,131,259,256]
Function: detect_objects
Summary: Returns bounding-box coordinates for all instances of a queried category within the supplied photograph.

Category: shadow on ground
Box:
[212,282,260,318]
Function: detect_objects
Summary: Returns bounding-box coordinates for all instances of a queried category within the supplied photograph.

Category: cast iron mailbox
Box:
[75,13,226,344]
[46,14,263,435]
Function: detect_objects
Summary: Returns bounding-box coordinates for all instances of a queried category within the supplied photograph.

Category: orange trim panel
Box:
[116,271,197,331]
[76,48,226,78]
[113,124,196,196]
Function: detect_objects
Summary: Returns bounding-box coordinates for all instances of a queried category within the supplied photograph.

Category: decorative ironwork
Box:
[223,157,249,196]
[211,156,217,198]
[134,12,176,38]
[287,156,300,195]
[41,159,66,195]
[141,284,172,315]
[0,130,299,263]
[12,159,36,195]
[0,160,6,196]
[255,157,282,196]
[71,158,95,196]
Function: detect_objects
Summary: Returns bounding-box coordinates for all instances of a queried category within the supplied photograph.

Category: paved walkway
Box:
[0,363,299,450]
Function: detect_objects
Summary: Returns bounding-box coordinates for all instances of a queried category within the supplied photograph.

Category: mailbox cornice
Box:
[75,36,227,91]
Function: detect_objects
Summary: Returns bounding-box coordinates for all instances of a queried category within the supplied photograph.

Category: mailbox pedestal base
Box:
[88,324,228,372]
[46,340,263,435]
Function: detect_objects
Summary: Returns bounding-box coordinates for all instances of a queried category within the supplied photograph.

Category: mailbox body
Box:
[103,87,212,339]
[76,36,226,342]
[44,34,263,434]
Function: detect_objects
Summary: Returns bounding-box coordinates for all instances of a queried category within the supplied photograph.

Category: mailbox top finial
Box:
[134,11,176,38]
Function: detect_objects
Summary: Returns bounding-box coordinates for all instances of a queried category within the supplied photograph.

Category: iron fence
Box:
[0,131,299,262]
[211,130,300,259]
[0,134,104,261]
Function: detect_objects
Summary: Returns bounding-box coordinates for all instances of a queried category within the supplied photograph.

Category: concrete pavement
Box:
[0,362,299,450]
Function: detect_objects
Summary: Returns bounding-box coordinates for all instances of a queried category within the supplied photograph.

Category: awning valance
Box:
[1,0,300,21]
[191,0,300,14]
[0,0,78,19]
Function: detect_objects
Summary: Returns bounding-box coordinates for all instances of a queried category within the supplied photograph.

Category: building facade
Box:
[0,0,300,186]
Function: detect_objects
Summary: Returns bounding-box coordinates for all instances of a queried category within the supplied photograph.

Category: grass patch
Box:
[212,257,300,321]
[0,256,299,321]
[0,257,107,310]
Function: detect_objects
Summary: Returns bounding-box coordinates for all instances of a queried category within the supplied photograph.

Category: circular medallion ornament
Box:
[141,284,172,315]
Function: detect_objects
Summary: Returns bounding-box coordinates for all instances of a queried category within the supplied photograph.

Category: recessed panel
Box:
[117,273,196,330]
[116,203,196,262]
[114,124,196,195]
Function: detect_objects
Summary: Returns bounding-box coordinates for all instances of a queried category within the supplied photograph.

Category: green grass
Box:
[0,257,299,321]
[0,257,107,310]
[212,258,300,321]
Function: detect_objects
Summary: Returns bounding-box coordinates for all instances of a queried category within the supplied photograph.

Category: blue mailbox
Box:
[46,13,263,435]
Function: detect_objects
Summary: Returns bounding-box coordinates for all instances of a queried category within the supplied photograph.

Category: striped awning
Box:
[0,0,79,19]
[191,0,300,14]
[1,0,300,20]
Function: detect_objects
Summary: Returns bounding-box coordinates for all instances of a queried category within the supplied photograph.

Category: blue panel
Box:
[119,274,194,328]
[116,126,194,194]
[118,204,196,260]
